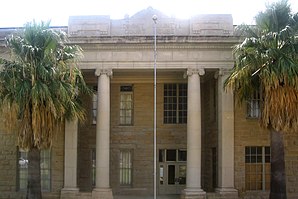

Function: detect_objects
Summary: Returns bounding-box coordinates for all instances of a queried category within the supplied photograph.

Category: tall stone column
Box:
[92,69,113,199]
[182,68,206,199]
[215,69,238,197]
[61,119,79,198]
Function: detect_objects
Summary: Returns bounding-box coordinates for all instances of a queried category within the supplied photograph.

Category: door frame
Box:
[158,149,187,195]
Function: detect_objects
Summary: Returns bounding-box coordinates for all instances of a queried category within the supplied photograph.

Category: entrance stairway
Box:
[114,195,180,199]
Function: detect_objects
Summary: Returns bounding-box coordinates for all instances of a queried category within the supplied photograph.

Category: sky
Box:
[0,0,297,28]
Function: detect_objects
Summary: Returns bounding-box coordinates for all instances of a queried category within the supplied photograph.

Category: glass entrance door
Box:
[168,164,186,186]
[158,149,187,194]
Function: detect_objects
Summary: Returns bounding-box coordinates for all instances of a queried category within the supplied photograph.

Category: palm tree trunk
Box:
[269,128,287,199]
[26,147,42,199]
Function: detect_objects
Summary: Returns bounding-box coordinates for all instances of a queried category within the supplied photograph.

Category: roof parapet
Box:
[68,7,233,37]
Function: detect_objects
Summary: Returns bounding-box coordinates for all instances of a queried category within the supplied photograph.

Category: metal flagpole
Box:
[152,14,157,199]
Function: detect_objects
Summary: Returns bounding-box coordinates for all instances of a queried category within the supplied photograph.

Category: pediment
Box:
[129,7,169,20]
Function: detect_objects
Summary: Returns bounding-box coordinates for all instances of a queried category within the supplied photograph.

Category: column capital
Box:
[185,68,205,78]
[214,68,231,79]
[95,68,113,77]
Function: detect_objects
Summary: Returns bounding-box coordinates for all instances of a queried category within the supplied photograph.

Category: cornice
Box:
[79,42,237,51]
[78,61,234,70]
[70,36,239,50]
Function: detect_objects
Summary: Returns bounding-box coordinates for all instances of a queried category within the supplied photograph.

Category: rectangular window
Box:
[92,86,97,124]
[18,149,51,191]
[119,150,132,186]
[245,146,270,191]
[120,85,133,125]
[164,83,187,124]
[166,149,177,162]
[159,149,187,162]
[247,90,261,118]
[178,149,187,162]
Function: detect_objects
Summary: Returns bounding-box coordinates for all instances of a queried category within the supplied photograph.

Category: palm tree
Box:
[0,21,90,198]
[225,1,298,199]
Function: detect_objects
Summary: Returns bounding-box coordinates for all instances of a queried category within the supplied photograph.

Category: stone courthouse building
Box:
[1,7,298,199]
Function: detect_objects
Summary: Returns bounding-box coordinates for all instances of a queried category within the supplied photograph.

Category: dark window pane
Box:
[168,165,175,185]
[166,150,176,161]
[120,85,133,92]
[159,150,164,162]
[251,147,256,154]
[257,155,262,163]
[245,156,250,163]
[265,155,271,163]
[172,116,177,122]
[257,147,262,155]
[178,150,187,161]
[251,155,256,163]
[181,117,187,123]
[265,147,270,155]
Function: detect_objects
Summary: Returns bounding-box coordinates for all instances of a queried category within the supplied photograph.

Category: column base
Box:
[60,188,79,199]
[215,188,238,199]
[181,188,206,199]
[92,188,113,199]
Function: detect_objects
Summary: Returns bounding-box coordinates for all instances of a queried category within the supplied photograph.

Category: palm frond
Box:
[0,21,91,150]
[225,0,298,133]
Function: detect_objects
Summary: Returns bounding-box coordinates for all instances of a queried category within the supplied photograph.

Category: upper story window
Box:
[120,85,133,125]
[18,149,51,191]
[247,90,261,118]
[164,83,187,124]
[245,146,270,191]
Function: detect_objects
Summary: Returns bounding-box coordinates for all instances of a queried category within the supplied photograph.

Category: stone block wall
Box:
[0,118,64,199]
[0,130,18,199]
[111,82,189,195]
[77,82,188,195]
[234,103,298,199]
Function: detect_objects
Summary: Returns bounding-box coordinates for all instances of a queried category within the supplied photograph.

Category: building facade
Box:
[1,8,298,199]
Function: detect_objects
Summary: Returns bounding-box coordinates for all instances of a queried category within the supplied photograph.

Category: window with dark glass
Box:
[159,149,187,186]
[159,149,187,163]
[164,83,187,124]
[166,149,177,161]
[178,149,187,162]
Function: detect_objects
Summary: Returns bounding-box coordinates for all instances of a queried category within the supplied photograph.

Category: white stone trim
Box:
[95,68,113,77]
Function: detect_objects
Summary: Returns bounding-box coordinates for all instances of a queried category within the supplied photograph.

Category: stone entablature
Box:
[68,7,233,37]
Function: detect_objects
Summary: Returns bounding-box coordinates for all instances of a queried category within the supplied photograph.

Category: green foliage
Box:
[225,0,298,132]
[0,21,91,150]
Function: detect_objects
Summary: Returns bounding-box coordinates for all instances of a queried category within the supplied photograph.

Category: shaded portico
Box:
[60,8,238,199]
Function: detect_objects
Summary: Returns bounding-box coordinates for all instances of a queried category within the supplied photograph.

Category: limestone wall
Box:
[78,80,188,195]
[234,103,298,199]
[0,118,64,199]
[0,128,18,199]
